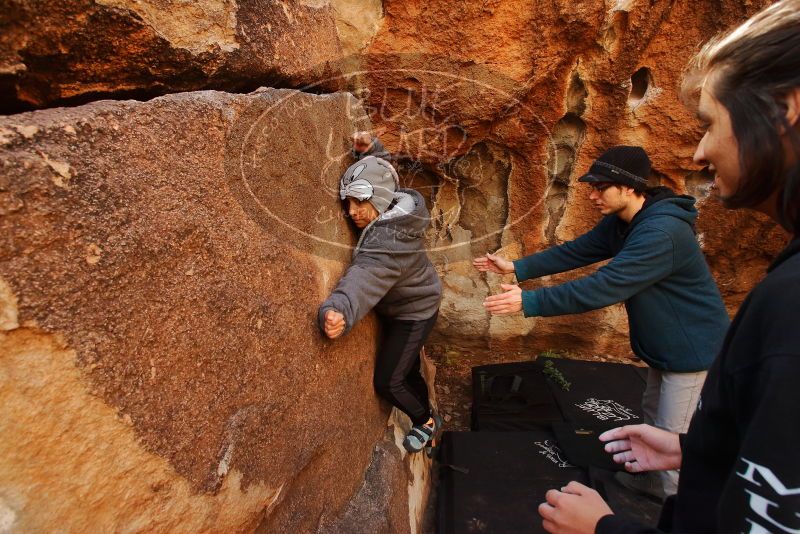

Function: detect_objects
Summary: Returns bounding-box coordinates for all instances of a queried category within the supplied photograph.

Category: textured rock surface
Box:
[355,0,789,359]
[1,0,792,529]
[0,0,383,113]
[2,0,787,364]
[0,89,429,533]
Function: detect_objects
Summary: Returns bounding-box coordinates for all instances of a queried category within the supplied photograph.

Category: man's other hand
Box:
[600,424,682,472]
[538,481,613,534]
[483,284,522,315]
[473,253,515,275]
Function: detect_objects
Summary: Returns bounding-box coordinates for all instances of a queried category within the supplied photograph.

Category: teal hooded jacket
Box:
[514,190,730,372]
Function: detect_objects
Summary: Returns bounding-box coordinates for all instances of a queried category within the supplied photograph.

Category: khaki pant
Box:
[642,368,707,496]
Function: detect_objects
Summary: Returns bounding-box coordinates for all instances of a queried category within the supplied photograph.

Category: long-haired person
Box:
[537,1,800,532]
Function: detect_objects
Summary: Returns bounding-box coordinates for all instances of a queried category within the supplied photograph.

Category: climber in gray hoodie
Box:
[318,156,442,453]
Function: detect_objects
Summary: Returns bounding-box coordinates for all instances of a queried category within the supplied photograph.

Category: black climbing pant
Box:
[374,311,439,426]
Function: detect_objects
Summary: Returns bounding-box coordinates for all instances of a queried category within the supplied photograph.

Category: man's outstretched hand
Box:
[538,481,613,534]
[323,310,345,339]
[483,283,523,315]
[600,424,682,472]
[473,253,515,275]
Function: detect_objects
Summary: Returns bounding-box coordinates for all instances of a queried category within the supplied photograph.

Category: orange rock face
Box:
[0,90,430,533]
[1,1,792,530]
[0,0,384,114]
[3,1,787,353]
[353,0,788,359]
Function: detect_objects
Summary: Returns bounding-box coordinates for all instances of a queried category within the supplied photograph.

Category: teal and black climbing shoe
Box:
[403,412,442,453]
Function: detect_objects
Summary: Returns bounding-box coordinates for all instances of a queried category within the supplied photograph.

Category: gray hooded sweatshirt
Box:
[318,188,442,335]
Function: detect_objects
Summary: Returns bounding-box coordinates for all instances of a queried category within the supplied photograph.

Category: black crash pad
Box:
[552,421,623,472]
[437,432,662,533]
[588,467,662,527]
[540,357,646,427]
[438,431,589,534]
[471,361,562,431]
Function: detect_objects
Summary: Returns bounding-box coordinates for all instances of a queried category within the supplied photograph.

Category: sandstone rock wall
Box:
[1,3,792,530]
[0,0,384,113]
[3,0,788,364]
[0,90,431,533]
[355,0,789,358]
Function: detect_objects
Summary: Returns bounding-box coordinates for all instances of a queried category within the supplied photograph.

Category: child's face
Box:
[345,197,379,228]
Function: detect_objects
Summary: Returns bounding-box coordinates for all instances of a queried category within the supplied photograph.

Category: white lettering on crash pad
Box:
[534,440,574,468]
[575,398,640,422]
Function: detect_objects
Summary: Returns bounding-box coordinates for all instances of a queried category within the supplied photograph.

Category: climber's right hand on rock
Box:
[472,253,515,275]
[324,310,345,339]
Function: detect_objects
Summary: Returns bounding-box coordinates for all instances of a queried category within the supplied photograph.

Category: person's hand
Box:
[473,253,515,275]
[538,481,613,534]
[600,424,682,472]
[323,310,346,339]
[483,284,522,315]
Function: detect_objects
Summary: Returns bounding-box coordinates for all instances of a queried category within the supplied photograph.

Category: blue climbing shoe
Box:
[403,412,443,453]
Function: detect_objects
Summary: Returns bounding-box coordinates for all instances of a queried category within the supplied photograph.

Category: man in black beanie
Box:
[474,145,730,499]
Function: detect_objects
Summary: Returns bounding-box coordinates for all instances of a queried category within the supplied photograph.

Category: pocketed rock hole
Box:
[628,67,652,106]
[544,113,586,244]
[684,167,716,200]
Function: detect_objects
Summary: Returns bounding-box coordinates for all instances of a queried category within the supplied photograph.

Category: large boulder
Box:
[0,89,431,533]
[2,0,788,365]
[0,0,384,113]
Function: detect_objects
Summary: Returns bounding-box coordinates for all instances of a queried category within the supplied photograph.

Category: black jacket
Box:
[597,236,800,533]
